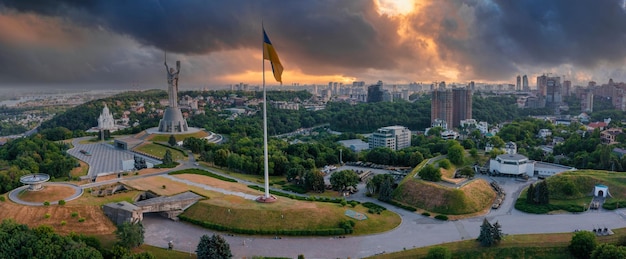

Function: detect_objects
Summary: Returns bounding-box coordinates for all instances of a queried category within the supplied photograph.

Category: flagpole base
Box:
[255,195,278,203]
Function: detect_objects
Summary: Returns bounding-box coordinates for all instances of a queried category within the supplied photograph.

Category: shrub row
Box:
[434,214,449,221]
[179,215,348,236]
[246,185,353,204]
[362,202,386,214]
[153,142,187,157]
[281,185,307,194]
[515,198,585,214]
[603,199,626,210]
[171,169,237,182]
[154,162,179,169]
[383,199,417,212]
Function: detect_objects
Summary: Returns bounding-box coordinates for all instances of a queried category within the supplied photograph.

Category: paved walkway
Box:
[8,183,83,206]
[160,175,259,200]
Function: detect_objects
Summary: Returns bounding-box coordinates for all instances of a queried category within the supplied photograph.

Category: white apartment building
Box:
[369,125,411,151]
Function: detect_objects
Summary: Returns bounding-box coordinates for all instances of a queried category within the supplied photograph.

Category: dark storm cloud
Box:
[429,0,626,80]
[2,0,626,85]
[0,0,408,77]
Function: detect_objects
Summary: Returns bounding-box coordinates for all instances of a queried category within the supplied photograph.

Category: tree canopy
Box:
[329,170,359,191]
[196,234,232,259]
[569,231,597,259]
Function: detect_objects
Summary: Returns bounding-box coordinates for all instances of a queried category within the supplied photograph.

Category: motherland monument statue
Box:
[158,52,189,133]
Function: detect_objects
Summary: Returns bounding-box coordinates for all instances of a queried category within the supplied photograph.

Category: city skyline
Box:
[1,0,626,90]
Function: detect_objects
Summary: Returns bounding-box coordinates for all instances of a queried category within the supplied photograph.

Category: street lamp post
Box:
[339,148,343,165]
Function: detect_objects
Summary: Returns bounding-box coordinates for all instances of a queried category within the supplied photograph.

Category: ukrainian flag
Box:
[263,28,283,83]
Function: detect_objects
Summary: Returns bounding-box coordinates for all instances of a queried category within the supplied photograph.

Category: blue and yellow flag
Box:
[263,28,283,83]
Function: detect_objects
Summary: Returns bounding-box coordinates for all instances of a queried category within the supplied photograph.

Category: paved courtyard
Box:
[67,137,160,178]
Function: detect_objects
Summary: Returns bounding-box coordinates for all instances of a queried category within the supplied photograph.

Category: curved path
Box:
[8,183,83,206]
[143,170,626,258]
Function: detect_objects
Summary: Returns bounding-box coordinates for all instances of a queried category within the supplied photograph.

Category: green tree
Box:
[162,149,174,165]
[477,218,501,247]
[196,234,232,259]
[329,170,359,191]
[168,134,177,146]
[115,222,144,248]
[419,164,442,182]
[304,170,325,193]
[535,181,550,205]
[458,166,475,178]
[526,183,535,204]
[426,246,452,259]
[591,244,626,259]
[438,159,451,169]
[569,231,597,259]
[492,221,503,244]
[447,142,465,166]
[378,176,394,202]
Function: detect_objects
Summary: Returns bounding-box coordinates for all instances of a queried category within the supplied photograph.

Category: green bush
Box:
[78,217,86,222]
[58,200,66,205]
[603,200,626,210]
[435,215,448,221]
[60,220,67,226]
[422,212,431,217]
[362,202,386,214]
[383,199,417,212]
[282,185,307,194]
[71,212,79,218]
[0,196,5,202]
[515,197,585,214]
[43,201,50,206]
[44,213,51,218]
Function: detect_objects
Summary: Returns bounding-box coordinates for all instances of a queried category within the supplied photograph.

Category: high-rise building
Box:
[452,87,473,128]
[522,75,529,91]
[369,125,411,151]
[537,74,548,96]
[431,86,472,129]
[516,75,521,91]
[431,89,453,128]
[563,80,572,97]
[367,81,384,103]
[545,76,562,105]
[581,89,594,112]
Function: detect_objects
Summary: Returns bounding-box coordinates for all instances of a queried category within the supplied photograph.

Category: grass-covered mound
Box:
[516,170,626,213]
[392,179,495,215]
[180,195,401,236]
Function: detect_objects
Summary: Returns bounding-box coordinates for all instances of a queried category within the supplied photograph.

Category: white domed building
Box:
[98,103,117,131]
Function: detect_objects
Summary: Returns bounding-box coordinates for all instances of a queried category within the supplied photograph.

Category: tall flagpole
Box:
[262,25,270,200]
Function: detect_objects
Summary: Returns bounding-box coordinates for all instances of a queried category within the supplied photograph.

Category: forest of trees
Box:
[0,135,76,193]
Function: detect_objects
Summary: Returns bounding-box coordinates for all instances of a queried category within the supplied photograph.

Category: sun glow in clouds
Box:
[375,0,416,16]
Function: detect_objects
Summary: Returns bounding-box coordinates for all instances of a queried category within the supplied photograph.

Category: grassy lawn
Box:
[148,131,208,142]
[369,231,576,259]
[134,143,186,161]
[134,244,196,259]
[181,195,401,236]
[516,170,626,214]
[393,178,495,215]
[370,227,626,259]
[69,160,89,179]
[201,164,285,184]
